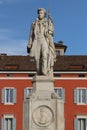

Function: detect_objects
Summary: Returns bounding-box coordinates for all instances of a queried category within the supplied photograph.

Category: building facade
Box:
[0,42,87,130]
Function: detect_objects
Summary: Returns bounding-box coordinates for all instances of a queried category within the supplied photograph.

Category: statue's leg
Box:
[41,40,48,75]
[36,58,40,75]
[36,41,41,75]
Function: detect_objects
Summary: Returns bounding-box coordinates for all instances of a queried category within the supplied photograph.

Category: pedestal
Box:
[23,75,64,130]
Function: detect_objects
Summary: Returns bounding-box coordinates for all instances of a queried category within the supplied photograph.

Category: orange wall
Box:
[0,73,28,77]
[0,78,87,130]
[61,74,79,77]
[55,79,87,130]
[0,79,32,130]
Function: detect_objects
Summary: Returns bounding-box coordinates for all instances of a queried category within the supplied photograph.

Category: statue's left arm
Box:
[47,15,56,62]
[48,15,54,36]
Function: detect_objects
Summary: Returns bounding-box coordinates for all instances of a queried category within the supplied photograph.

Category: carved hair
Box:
[37,8,46,17]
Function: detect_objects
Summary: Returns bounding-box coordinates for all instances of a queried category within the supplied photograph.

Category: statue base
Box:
[23,75,64,130]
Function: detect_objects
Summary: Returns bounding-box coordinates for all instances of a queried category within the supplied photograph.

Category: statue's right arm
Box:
[27,23,34,49]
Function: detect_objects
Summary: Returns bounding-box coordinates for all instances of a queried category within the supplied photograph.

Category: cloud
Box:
[0,29,28,55]
[0,40,27,55]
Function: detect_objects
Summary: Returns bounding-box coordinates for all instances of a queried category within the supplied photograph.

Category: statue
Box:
[27,8,56,76]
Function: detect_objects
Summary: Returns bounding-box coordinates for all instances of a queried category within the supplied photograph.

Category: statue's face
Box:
[38,10,45,20]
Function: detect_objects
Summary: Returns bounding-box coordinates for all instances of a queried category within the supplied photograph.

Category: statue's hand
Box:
[54,58,56,62]
[27,44,32,48]
[27,44,32,53]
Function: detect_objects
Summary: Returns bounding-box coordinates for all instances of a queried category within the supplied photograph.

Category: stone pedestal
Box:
[23,76,64,130]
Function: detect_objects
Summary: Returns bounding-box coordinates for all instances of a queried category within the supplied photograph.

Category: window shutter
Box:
[1,118,6,130]
[13,118,16,130]
[85,118,87,130]
[2,88,5,103]
[74,118,78,130]
[77,89,80,103]
[1,118,4,130]
[13,88,17,103]
[86,89,87,104]
[54,89,57,94]
[62,88,65,102]
[24,88,27,100]
[74,89,77,103]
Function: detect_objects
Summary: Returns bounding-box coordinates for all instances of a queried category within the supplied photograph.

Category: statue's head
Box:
[37,8,46,20]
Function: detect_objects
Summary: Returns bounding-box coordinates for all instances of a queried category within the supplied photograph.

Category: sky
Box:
[0,0,87,55]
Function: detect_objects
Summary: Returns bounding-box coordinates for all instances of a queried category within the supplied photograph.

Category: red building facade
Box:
[0,43,87,130]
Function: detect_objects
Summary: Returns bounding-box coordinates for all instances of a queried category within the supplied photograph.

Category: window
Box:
[74,116,87,130]
[74,88,87,104]
[29,58,35,62]
[79,74,85,77]
[28,73,35,77]
[6,73,12,77]
[54,73,61,77]
[24,87,32,100]
[1,115,16,130]
[69,65,84,70]
[56,50,61,55]
[54,88,65,102]
[4,64,19,70]
[24,87,65,101]
[2,88,16,104]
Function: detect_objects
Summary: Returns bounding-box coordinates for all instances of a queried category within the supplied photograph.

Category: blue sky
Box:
[0,0,87,55]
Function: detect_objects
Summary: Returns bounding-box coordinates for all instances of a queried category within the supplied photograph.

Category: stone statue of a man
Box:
[27,8,56,76]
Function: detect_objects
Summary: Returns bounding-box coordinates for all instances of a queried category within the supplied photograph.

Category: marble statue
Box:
[27,8,56,76]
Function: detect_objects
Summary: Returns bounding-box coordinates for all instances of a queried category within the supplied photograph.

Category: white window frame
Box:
[1,114,16,130]
[74,87,87,105]
[2,87,16,105]
[74,115,87,130]
[54,87,65,102]
[4,114,14,118]
[5,87,14,104]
